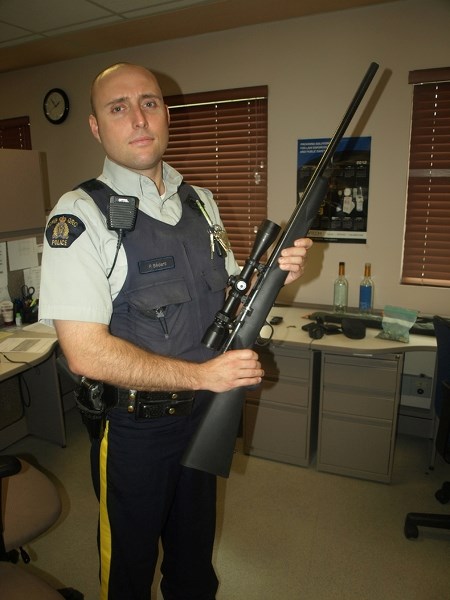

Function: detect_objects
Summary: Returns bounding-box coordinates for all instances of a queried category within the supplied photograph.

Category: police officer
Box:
[39,62,312,600]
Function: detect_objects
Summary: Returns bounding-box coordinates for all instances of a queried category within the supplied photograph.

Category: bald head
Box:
[90,63,162,116]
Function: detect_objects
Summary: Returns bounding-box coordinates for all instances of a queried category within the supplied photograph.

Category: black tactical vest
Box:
[79,179,228,362]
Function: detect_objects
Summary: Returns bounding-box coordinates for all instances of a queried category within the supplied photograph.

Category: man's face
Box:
[89,65,170,178]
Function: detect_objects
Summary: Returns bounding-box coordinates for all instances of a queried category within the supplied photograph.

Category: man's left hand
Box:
[277,237,313,286]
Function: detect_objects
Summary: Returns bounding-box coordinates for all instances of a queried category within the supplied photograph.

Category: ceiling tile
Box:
[91,0,160,10]
[0,0,114,33]
[0,21,30,41]
[44,16,124,38]
[122,0,221,19]
[93,0,217,13]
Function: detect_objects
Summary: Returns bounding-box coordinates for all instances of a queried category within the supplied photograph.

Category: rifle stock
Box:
[182,62,379,477]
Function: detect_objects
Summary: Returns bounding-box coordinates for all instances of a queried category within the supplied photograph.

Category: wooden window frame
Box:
[164,86,268,264]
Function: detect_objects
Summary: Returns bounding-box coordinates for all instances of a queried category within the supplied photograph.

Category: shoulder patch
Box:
[45,214,86,248]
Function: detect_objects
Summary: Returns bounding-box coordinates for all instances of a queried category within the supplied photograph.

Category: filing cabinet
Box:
[317,352,404,482]
[243,344,319,467]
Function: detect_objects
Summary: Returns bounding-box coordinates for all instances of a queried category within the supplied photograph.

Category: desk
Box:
[0,324,65,450]
[243,306,437,483]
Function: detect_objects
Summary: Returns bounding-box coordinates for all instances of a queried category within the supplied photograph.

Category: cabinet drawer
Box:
[318,414,392,479]
[322,388,395,420]
[323,357,398,394]
[244,400,309,466]
[260,347,310,380]
[247,376,309,408]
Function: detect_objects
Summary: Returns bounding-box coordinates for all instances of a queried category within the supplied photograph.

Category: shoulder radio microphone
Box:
[106,195,139,279]
[107,195,139,232]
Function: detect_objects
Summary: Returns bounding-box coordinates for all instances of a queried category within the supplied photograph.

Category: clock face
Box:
[43,88,69,124]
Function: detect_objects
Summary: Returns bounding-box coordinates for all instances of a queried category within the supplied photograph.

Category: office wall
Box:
[0,0,449,315]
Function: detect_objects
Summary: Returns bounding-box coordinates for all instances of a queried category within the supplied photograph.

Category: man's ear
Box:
[166,105,170,126]
[89,114,102,144]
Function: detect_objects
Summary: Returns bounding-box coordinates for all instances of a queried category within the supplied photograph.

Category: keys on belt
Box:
[116,388,194,419]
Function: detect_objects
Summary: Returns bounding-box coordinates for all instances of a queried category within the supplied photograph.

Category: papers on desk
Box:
[0,336,55,354]
[22,322,55,334]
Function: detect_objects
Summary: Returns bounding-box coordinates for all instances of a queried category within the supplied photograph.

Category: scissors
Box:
[21,285,35,301]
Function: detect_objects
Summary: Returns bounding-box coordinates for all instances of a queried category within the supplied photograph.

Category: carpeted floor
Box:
[5,407,450,599]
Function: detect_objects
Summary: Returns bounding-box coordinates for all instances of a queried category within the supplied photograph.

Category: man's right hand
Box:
[195,349,263,393]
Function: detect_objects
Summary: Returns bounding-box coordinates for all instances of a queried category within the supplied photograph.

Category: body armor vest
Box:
[79,179,228,362]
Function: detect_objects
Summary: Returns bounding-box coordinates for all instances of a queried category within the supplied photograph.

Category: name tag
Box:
[139,256,175,274]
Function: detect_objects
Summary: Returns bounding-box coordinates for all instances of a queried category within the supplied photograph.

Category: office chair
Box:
[0,455,84,598]
[429,316,450,465]
[0,561,65,599]
[404,315,450,539]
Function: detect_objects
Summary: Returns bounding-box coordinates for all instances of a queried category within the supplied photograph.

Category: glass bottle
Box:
[359,262,373,313]
[333,261,348,313]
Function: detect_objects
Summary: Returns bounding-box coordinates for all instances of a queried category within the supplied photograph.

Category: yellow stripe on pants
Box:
[100,421,112,600]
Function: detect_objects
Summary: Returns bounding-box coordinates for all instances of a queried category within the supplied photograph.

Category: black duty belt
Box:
[114,388,194,419]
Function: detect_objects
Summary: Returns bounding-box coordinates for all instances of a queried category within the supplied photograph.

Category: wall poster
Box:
[297,136,371,243]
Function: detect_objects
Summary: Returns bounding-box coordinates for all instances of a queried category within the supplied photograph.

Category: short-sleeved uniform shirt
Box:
[39,158,240,326]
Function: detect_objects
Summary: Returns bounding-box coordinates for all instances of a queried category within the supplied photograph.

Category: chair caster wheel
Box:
[7,549,20,563]
[435,482,450,504]
[19,546,31,564]
[404,517,419,539]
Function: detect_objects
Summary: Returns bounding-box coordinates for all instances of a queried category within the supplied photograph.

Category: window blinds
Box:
[0,116,31,149]
[402,68,450,287]
[164,86,268,264]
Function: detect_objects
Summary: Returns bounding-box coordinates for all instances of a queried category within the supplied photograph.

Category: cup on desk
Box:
[0,301,14,326]
[22,298,38,324]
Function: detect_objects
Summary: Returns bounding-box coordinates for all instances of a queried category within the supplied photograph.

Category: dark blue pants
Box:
[92,394,219,600]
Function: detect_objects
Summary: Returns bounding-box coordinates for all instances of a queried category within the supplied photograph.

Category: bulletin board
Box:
[0,149,47,317]
[0,238,42,323]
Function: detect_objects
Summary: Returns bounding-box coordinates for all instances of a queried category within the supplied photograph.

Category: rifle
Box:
[182,62,380,477]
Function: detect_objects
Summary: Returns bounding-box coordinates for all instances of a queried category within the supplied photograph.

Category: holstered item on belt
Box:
[75,379,106,441]
[113,388,195,419]
[56,355,106,441]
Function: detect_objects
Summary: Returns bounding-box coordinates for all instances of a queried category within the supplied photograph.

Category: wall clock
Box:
[43,88,70,124]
